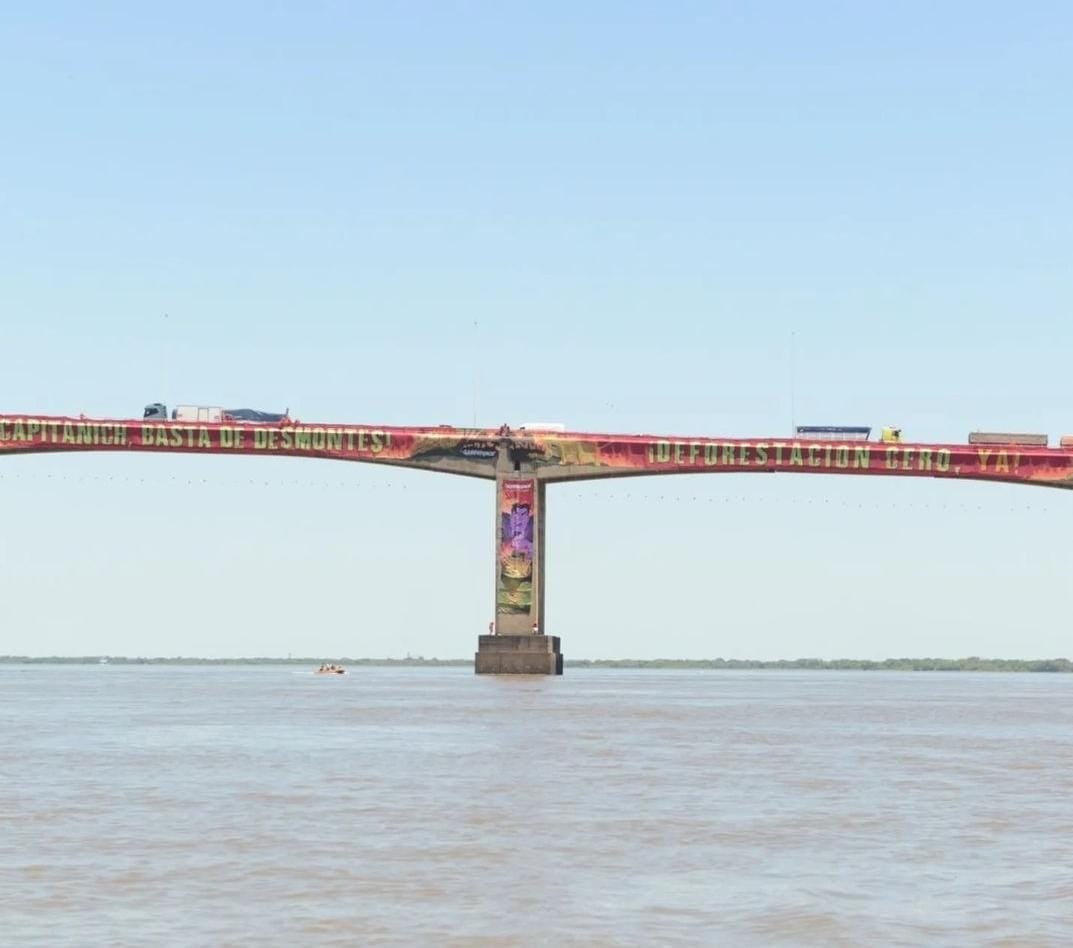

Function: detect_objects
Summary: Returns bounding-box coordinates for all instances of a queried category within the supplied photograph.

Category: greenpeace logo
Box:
[459,440,497,459]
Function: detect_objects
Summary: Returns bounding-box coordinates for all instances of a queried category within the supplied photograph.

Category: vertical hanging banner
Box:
[497,478,535,614]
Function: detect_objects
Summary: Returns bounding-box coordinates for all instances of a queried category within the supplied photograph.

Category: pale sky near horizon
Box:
[3,2,1072,660]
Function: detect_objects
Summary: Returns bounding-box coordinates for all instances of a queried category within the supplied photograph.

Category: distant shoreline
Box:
[2,656,1071,672]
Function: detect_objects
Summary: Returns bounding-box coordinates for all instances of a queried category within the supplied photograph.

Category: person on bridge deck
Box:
[488,621,495,636]
[531,622,539,634]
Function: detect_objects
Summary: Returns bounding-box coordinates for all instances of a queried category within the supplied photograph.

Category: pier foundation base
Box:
[475,635,563,675]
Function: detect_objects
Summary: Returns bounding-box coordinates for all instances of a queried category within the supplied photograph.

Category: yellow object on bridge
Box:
[880,426,903,443]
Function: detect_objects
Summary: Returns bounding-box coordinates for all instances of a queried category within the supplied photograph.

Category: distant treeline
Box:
[0,656,471,667]
[2,656,1071,672]
[570,657,1073,672]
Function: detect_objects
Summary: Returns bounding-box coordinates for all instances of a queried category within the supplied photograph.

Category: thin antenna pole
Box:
[472,319,479,427]
[790,330,796,436]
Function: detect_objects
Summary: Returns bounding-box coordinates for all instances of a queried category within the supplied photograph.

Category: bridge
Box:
[4,414,1072,674]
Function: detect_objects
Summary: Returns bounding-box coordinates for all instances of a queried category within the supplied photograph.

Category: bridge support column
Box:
[475,473,563,674]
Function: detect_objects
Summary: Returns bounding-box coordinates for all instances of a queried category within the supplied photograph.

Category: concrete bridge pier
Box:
[475,470,563,675]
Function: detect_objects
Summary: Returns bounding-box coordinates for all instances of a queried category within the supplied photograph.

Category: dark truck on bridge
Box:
[143,403,290,423]
[795,425,903,443]
[968,431,1048,446]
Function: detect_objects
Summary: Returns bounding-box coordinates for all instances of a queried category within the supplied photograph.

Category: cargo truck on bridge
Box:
[795,425,903,443]
[142,403,290,424]
[968,431,1049,446]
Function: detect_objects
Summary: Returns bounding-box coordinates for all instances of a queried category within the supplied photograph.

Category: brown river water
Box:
[1,665,1071,946]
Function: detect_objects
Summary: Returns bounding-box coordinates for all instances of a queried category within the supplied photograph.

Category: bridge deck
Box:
[2,415,1072,489]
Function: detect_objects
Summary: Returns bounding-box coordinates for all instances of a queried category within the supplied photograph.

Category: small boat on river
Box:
[315,664,346,675]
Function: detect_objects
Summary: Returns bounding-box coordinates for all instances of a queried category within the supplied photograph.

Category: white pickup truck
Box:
[518,422,567,432]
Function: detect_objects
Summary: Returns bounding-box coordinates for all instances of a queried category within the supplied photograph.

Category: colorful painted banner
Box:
[0,416,500,473]
[497,478,535,615]
[3,416,1073,489]
[526,434,1073,489]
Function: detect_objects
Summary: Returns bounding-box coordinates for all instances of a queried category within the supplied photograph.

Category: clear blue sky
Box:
[3,2,1071,659]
